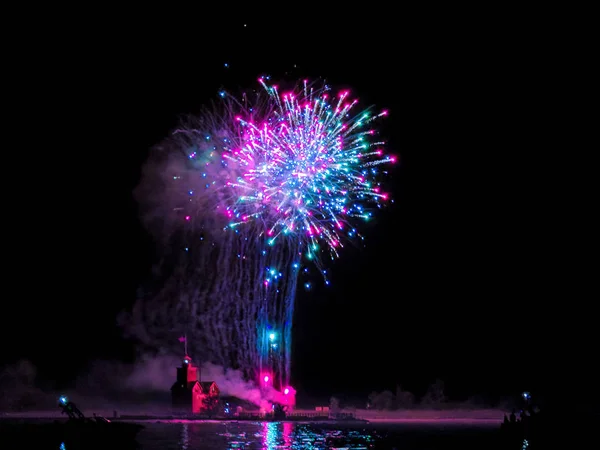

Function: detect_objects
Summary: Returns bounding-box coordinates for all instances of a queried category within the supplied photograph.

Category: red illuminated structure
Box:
[282,386,296,410]
[170,355,219,414]
[260,372,296,411]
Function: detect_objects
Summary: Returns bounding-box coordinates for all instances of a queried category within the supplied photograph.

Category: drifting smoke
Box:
[0,356,286,413]
[79,355,281,411]
[120,102,267,380]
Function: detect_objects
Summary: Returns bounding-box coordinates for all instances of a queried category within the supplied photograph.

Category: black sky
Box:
[2,9,562,403]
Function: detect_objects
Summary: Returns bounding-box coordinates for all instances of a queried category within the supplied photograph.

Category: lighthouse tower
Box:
[170,355,220,414]
[178,355,199,384]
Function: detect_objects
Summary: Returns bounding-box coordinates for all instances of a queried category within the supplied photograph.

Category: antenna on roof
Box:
[178,334,188,357]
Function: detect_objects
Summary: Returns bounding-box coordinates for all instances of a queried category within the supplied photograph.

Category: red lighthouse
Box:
[170,355,219,414]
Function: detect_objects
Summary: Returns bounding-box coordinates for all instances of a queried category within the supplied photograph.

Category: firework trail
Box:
[125,78,393,389]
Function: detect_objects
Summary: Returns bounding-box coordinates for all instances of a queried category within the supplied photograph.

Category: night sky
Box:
[3,10,558,405]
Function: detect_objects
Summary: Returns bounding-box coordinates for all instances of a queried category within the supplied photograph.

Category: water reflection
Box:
[283,422,293,448]
[168,421,380,449]
[137,421,498,449]
[248,422,374,449]
[262,422,277,448]
[179,423,189,450]
[259,422,292,449]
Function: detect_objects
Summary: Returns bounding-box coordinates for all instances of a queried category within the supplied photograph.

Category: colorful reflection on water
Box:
[135,420,500,449]
[260,422,294,449]
[145,421,379,449]
[1,419,502,449]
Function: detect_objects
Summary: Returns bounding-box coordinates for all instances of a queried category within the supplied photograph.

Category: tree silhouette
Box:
[329,396,340,412]
[421,379,447,406]
[395,385,415,408]
[0,360,48,412]
[368,390,395,410]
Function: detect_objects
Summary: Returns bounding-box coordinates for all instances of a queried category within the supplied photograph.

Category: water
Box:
[134,421,504,449]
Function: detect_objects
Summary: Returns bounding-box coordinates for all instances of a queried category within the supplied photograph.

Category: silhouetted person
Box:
[59,399,85,420]
[510,409,516,423]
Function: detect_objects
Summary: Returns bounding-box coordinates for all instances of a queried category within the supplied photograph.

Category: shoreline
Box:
[0,408,504,425]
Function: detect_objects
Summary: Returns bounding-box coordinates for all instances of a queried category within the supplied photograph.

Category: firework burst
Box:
[216,78,395,276]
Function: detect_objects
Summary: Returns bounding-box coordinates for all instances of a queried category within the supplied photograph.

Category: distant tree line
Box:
[328,379,503,411]
[366,380,447,410]
[0,360,54,412]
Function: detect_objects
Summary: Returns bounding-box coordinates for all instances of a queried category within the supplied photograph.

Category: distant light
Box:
[184,359,189,364]
[59,396,68,404]
[284,388,289,395]
[269,333,275,341]
[263,375,269,382]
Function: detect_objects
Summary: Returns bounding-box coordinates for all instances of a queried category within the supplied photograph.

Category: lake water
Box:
[133,421,506,449]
